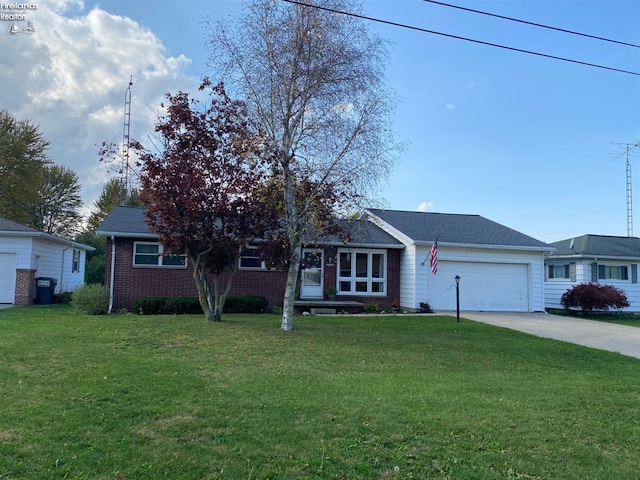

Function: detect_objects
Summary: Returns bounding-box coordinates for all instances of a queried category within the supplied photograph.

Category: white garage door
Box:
[429,261,530,312]
[0,253,17,304]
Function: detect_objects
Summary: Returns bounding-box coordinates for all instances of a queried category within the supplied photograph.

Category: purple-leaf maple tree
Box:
[135,80,276,322]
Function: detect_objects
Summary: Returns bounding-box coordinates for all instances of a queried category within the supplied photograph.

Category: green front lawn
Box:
[1,305,638,479]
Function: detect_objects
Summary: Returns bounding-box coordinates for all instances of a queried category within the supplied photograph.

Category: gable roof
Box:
[0,217,94,251]
[96,206,404,248]
[367,208,551,250]
[549,234,640,259]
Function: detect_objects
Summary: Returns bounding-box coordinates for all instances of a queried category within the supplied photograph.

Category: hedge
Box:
[132,295,269,315]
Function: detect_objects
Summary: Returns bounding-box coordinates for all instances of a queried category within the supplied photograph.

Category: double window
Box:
[133,242,186,267]
[598,264,629,281]
[337,249,386,295]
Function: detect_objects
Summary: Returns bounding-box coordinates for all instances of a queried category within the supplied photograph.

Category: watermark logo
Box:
[2,3,38,35]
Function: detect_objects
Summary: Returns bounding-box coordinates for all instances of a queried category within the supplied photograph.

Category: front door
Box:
[300,249,324,299]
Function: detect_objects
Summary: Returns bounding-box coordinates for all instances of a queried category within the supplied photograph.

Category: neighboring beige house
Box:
[0,217,93,305]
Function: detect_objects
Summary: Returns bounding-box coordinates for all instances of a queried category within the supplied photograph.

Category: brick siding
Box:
[14,269,35,306]
[105,238,400,311]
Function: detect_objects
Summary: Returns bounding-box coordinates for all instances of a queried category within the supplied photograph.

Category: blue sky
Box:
[1,0,638,242]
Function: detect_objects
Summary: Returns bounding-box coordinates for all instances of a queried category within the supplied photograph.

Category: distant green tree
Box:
[86,178,128,233]
[75,232,106,285]
[0,110,51,224]
[31,165,83,238]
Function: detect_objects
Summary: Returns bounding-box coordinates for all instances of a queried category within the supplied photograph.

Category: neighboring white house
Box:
[545,234,640,312]
[0,217,93,305]
[366,209,554,312]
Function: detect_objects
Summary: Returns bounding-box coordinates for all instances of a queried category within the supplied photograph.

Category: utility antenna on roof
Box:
[121,75,133,200]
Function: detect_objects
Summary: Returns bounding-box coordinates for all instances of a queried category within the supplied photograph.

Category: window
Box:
[71,249,80,273]
[598,264,629,281]
[239,246,266,270]
[133,242,186,267]
[548,264,569,279]
[337,249,386,295]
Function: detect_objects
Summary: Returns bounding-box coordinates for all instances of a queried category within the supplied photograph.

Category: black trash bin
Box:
[35,277,57,305]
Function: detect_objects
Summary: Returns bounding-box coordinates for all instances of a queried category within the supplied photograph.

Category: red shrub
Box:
[560,282,630,312]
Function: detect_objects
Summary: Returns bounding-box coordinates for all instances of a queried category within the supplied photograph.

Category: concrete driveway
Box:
[451,311,640,361]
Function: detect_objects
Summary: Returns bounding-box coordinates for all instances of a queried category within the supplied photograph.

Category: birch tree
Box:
[207,0,400,330]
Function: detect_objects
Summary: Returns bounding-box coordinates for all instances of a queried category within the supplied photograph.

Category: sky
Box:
[0,0,638,243]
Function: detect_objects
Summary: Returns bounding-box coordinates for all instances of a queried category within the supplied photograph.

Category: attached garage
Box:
[429,261,530,312]
[366,209,553,312]
[0,252,17,304]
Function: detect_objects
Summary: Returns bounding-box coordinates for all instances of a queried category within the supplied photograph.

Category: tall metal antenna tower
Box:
[611,141,640,237]
[626,145,633,237]
[121,75,133,198]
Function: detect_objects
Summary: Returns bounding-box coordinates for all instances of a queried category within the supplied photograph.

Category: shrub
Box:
[223,295,268,314]
[132,297,168,315]
[71,284,110,315]
[560,283,630,312]
[363,303,380,313]
[419,301,433,313]
[54,291,73,304]
[165,297,203,315]
[132,295,268,315]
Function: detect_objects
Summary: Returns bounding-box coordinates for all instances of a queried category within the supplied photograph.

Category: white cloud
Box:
[418,201,434,212]
[445,104,455,110]
[0,2,199,215]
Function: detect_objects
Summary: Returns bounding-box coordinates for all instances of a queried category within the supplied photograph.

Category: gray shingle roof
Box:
[96,206,156,238]
[96,206,403,247]
[549,234,640,258]
[367,208,550,249]
[317,219,403,247]
[0,217,40,233]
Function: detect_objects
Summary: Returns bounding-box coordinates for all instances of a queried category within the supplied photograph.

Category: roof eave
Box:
[415,240,554,252]
[1,230,94,251]
[548,253,640,261]
[96,230,158,239]
[321,241,405,249]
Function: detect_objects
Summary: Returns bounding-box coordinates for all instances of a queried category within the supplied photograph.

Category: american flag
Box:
[429,239,438,275]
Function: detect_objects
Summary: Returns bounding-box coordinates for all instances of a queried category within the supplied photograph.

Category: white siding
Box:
[398,244,417,309]
[545,259,640,312]
[32,239,86,293]
[410,246,545,312]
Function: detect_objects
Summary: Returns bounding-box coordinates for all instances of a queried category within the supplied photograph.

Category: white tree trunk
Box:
[281,243,301,331]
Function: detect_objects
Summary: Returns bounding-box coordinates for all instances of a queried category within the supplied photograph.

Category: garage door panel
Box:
[429,261,529,312]
[0,253,17,304]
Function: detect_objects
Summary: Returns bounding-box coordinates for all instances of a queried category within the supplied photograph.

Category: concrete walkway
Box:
[451,311,640,360]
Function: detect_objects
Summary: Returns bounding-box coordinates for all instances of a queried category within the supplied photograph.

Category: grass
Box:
[1,305,639,479]
[547,308,640,328]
